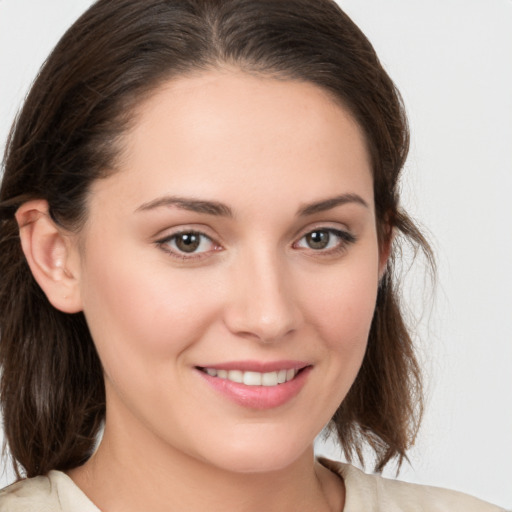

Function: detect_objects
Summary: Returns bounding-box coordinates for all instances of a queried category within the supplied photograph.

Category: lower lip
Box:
[196,367,312,410]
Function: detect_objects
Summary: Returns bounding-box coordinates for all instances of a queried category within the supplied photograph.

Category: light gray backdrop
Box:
[1,0,511,508]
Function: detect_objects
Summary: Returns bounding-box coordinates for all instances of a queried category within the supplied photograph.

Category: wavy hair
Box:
[0,0,433,478]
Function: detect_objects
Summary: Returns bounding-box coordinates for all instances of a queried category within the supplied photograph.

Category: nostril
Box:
[222,264,303,342]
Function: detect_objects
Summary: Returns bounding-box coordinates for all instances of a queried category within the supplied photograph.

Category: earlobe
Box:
[16,200,83,313]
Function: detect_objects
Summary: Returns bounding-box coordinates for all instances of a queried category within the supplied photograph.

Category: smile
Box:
[196,363,312,409]
[200,368,298,386]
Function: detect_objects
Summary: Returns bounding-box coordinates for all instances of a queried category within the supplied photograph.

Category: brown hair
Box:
[0,0,433,478]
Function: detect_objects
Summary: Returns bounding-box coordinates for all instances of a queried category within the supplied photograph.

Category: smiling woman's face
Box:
[73,70,385,473]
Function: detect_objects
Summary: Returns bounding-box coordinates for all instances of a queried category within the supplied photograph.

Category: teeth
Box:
[202,368,299,386]
[228,370,243,383]
[243,371,262,386]
[262,371,278,386]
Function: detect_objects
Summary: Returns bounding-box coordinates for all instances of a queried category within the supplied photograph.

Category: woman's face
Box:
[73,70,385,473]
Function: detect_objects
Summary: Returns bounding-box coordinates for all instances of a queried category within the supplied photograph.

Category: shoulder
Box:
[0,471,99,512]
[0,472,59,512]
[319,458,507,512]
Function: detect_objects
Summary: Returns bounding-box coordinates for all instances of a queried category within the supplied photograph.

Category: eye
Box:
[157,231,219,257]
[294,228,355,253]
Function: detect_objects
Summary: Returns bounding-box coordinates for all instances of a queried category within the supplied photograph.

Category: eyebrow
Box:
[297,193,369,216]
[135,193,368,217]
[136,196,233,217]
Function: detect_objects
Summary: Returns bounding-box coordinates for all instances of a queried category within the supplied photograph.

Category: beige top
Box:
[0,459,507,511]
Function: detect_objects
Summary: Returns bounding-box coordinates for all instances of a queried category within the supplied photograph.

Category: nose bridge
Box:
[224,243,300,342]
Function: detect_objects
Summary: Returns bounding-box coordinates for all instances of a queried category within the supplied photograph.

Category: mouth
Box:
[196,362,312,409]
[197,367,302,387]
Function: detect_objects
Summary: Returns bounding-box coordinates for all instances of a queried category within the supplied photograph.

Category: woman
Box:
[0,0,506,510]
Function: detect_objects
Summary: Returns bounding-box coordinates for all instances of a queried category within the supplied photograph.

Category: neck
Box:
[68,420,343,512]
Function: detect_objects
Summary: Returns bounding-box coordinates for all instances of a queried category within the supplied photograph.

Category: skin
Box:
[19,70,388,511]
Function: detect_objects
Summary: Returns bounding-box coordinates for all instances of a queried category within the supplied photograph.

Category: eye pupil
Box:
[306,230,329,249]
[176,233,201,253]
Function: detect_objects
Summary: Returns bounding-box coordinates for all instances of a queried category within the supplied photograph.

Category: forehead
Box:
[91,70,373,219]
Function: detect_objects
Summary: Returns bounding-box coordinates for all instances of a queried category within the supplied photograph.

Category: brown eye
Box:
[295,228,356,253]
[158,231,218,257]
[175,233,201,253]
[305,230,330,250]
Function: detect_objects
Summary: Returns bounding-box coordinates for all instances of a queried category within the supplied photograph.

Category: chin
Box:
[197,432,312,474]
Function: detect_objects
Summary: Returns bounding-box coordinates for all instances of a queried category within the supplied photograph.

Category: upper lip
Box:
[196,360,311,372]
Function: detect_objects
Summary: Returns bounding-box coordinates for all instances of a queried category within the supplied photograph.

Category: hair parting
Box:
[0,0,434,478]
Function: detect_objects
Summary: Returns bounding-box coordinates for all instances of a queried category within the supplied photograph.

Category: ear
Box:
[16,200,83,313]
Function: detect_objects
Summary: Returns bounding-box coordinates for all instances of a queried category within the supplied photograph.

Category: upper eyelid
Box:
[295,227,355,244]
[293,222,353,240]
[156,230,218,248]
[154,225,219,243]
[157,228,210,239]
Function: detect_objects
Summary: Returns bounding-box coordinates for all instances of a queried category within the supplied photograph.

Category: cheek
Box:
[298,250,380,414]
[305,263,379,354]
[285,256,379,434]
[78,243,221,375]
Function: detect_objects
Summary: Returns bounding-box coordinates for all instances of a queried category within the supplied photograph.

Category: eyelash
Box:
[156,227,356,260]
[156,230,220,260]
[293,228,356,256]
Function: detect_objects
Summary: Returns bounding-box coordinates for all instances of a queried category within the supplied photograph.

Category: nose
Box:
[223,249,303,343]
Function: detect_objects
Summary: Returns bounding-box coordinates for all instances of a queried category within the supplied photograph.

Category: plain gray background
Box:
[0,0,511,508]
